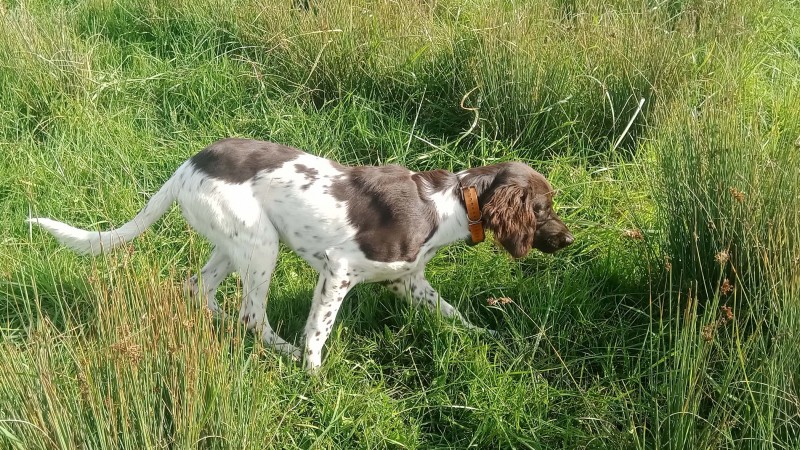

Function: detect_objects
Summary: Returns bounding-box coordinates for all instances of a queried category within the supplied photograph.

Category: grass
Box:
[1,0,798,448]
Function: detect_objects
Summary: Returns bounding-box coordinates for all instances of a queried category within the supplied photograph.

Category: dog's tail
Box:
[28,166,184,255]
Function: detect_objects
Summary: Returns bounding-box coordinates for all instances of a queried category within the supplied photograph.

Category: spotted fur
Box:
[28,138,573,371]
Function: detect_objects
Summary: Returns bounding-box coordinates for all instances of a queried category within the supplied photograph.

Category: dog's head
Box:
[469,162,573,258]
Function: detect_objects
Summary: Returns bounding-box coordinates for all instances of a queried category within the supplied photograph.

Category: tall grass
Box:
[648,19,800,445]
[1,0,798,448]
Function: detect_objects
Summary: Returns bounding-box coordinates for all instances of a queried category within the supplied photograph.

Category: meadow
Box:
[1,0,798,448]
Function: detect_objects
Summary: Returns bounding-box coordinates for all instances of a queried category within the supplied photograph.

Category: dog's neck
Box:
[457,165,503,204]
[420,166,503,250]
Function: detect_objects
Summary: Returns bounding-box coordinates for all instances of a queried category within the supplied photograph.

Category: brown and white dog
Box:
[29,138,573,371]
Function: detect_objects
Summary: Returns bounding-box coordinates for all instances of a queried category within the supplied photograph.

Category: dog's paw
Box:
[290,348,303,362]
[475,326,498,337]
[465,323,498,337]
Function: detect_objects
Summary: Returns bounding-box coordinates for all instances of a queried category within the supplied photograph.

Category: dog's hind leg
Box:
[232,226,302,361]
[185,247,234,316]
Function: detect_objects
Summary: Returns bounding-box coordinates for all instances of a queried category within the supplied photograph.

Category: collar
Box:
[461,185,485,245]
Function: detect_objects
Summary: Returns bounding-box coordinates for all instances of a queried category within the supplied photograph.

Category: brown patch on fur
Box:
[330,165,439,262]
[191,138,302,183]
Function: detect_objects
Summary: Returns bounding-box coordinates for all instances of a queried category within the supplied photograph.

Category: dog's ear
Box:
[483,184,536,258]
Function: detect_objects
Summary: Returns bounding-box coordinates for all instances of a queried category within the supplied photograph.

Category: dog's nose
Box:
[563,233,574,246]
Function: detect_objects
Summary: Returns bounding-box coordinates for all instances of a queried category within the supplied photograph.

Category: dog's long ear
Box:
[483,184,536,258]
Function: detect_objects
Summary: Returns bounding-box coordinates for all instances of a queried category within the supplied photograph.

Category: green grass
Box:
[1,0,798,448]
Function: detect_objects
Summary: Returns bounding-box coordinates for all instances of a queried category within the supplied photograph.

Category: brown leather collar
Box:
[461,185,485,244]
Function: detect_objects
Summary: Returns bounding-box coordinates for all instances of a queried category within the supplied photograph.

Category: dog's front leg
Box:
[303,265,357,372]
[385,272,492,334]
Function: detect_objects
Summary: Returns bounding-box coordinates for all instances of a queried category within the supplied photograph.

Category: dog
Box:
[29,138,573,371]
